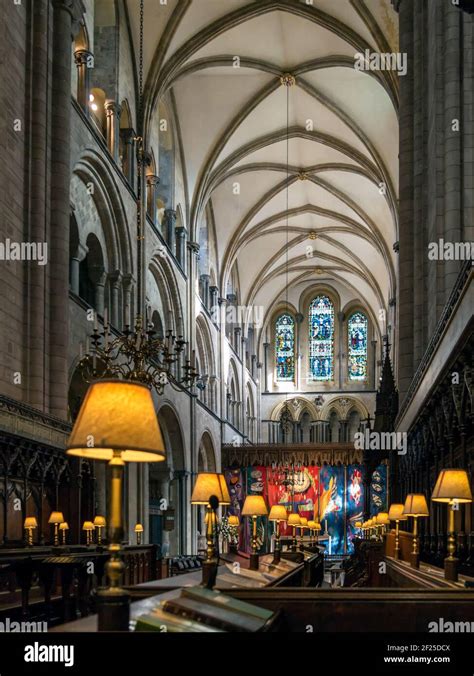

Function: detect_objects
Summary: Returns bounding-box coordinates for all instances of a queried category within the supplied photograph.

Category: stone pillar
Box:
[94,270,106,316]
[200,274,210,308]
[105,100,121,162]
[263,342,270,393]
[175,226,187,266]
[122,274,133,328]
[49,0,85,418]
[146,174,160,225]
[164,208,177,252]
[120,128,136,187]
[69,242,87,295]
[337,311,345,388]
[74,49,92,112]
[108,271,121,328]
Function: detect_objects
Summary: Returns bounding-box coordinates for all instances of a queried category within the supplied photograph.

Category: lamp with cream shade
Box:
[82,521,95,546]
[59,522,69,546]
[134,523,144,545]
[94,516,106,545]
[388,503,407,559]
[191,472,230,587]
[298,516,308,551]
[376,512,390,540]
[24,517,37,547]
[287,512,300,552]
[48,511,64,547]
[66,379,166,631]
[269,504,288,562]
[432,468,473,581]
[242,495,268,570]
[228,514,240,550]
[403,494,429,568]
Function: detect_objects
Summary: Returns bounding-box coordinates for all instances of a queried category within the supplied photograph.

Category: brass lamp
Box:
[269,505,288,562]
[242,495,268,570]
[48,511,64,547]
[94,516,106,545]
[431,469,473,582]
[403,494,429,568]
[299,516,308,551]
[228,514,240,550]
[83,521,95,546]
[376,512,390,540]
[307,520,316,545]
[24,517,37,547]
[287,513,300,551]
[59,521,69,546]
[66,379,165,631]
[134,523,144,545]
[191,472,231,587]
[388,503,407,559]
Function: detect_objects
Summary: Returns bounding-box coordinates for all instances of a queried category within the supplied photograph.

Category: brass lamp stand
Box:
[242,495,268,570]
[403,494,429,569]
[269,505,288,563]
[191,472,231,588]
[431,469,473,582]
[388,504,407,560]
[287,513,300,552]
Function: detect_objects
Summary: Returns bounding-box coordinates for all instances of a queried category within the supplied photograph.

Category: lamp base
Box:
[409,552,419,569]
[96,587,130,631]
[249,553,259,570]
[394,546,400,561]
[444,556,459,582]
[272,548,281,564]
[201,560,218,589]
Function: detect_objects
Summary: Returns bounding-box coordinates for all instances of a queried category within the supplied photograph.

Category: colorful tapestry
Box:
[370,465,387,516]
[346,465,364,553]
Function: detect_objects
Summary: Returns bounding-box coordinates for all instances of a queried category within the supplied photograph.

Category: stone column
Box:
[122,273,133,328]
[146,174,160,225]
[120,128,136,187]
[164,208,177,252]
[74,49,92,112]
[69,242,87,295]
[263,342,270,392]
[175,226,187,266]
[49,0,85,418]
[94,269,106,316]
[108,270,121,328]
[105,100,121,162]
[337,311,345,388]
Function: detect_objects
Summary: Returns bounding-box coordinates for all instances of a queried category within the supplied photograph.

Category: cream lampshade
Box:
[376,512,389,524]
[228,515,240,527]
[431,469,473,504]
[299,517,308,527]
[66,380,165,462]
[134,523,144,545]
[403,494,429,516]
[268,505,288,521]
[48,511,64,524]
[242,495,268,517]
[94,516,106,527]
[388,504,408,521]
[59,522,69,530]
[24,517,38,529]
[83,521,94,531]
[191,472,229,505]
[432,469,473,582]
[403,494,429,569]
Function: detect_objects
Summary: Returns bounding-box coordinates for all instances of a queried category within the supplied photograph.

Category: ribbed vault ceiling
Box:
[128,0,399,324]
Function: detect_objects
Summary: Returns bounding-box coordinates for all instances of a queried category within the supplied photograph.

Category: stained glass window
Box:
[348,312,368,381]
[275,314,295,381]
[309,296,334,381]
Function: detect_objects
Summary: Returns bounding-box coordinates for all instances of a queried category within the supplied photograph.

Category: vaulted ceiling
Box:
[128,0,399,327]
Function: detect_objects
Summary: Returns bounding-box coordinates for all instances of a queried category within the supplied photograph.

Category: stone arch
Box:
[198,431,217,472]
[148,253,184,337]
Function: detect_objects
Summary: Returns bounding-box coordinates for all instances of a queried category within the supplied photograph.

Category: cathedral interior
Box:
[0,0,473,661]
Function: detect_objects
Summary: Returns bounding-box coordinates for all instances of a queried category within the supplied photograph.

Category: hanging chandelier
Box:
[78,0,199,394]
